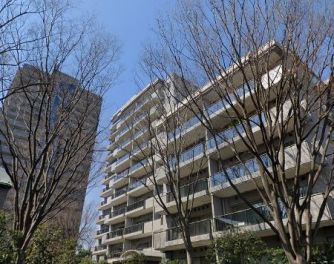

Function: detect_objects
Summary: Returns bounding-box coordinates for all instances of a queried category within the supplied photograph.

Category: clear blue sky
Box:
[78,1,175,215]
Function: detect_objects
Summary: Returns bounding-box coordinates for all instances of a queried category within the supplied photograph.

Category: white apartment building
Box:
[93,43,334,263]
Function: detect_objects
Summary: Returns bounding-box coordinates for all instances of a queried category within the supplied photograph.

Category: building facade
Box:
[94,44,334,263]
[0,64,101,237]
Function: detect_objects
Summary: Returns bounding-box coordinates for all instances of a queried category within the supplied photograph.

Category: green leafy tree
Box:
[0,211,15,263]
[124,253,147,264]
[160,260,186,264]
[206,230,269,264]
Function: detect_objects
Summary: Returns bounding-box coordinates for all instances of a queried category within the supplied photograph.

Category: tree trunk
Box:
[186,248,193,264]
[16,248,25,264]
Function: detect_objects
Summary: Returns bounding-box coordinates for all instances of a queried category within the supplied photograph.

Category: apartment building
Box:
[0,64,102,237]
[94,43,334,263]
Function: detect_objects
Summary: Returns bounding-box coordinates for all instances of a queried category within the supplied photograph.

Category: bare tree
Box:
[119,76,209,264]
[0,0,120,263]
[142,0,334,263]
[0,0,37,101]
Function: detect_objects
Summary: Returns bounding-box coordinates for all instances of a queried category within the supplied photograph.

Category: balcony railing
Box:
[115,169,128,181]
[166,179,208,202]
[110,207,126,218]
[104,174,115,180]
[133,128,148,140]
[108,250,122,258]
[167,115,201,140]
[100,200,107,206]
[107,228,124,239]
[118,137,131,149]
[215,205,276,231]
[130,159,148,173]
[206,81,255,117]
[114,186,128,198]
[102,186,110,192]
[207,112,265,149]
[127,200,145,212]
[116,153,130,165]
[94,245,106,251]
[129,180,143,190]
[124,222,144,234]
[169,143,204,168]
[167,219,211,241]
[133,142,150,155]
[116,125,130,139]
[98,214,108,220]
[96,229,108,235]
[211,154,271,187]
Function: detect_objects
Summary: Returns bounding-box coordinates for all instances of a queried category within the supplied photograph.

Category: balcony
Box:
[110,186,128,206]
[156,179,210,214]
[215,204,275,232]
[118,137,132,152]
[99,198,112,210]
[133,128,149,142]
[115,153,131,171]
[129,159,150,177]
[95,229,108,239]
[214,192,333,235]
[115,124,131,141]
[106,228,123,244]
[169,143,206,174]
[166,179,208,202]
[155,219,212,250]
[103,173,115,184]
[106,207,126,224]
[210,143,312,197]
[126,197,154,217]
[113,169,129,188]
[207,112,265,151]
[108,250,122,259]
[101,185,113,197]
[206,80,259,120]
[97,213,108,224]
[132,141,151,157]
[127,176,153,196]
[127,200,145,212]
[211,154,270,187]
[123,221,153,239]
[167,115,202,142]
[93,245,107,255]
